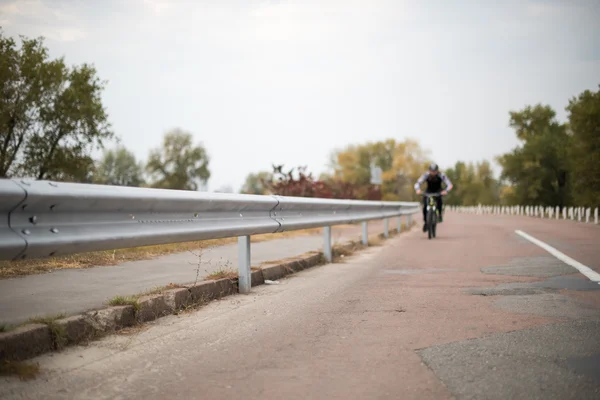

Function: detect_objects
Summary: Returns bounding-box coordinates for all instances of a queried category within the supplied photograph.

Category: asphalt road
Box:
[1,213,599,400]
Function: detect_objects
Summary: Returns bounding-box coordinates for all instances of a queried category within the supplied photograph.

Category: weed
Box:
[0,360,40,381]
[188,242,213,287]
[368,235,385,246]
[27,313,66,326]
[205,269,237,281]
[108,296,140,311]
[140,283,186,296]
[26,314,68,349]
[332,241,365,261]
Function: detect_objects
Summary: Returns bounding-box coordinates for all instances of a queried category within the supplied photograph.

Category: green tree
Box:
[497,105,570,207]
[240,171,272,194]
[0,31,113,181]
[446,160,500,206]
[146,128,210,190]
[566,85,600,206]
[94,145,145,187]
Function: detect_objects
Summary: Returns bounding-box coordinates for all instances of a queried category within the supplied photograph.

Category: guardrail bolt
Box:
[29,216,38,225]
[22,229,31,235]
[50,228,59,233]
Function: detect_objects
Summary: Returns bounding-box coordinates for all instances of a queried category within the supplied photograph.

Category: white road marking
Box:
[515,230,600,284]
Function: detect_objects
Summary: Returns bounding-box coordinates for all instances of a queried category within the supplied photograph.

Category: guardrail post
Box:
[397,215,402,233]
[323,226,332,263]
[238,236,251,294]
[362,221,368,246]
[384,218,389,238]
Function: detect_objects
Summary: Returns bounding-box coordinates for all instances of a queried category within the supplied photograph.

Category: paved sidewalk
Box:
[0,220,394,325]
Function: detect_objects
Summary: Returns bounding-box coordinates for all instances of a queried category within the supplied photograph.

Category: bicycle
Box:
[423,192,443,240]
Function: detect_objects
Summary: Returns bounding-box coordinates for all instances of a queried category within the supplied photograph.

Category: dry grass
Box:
[0,227,327,279]
[205,269,238,281]
[368,234,386,247]
[26,314,69,350]
[0,360,40,381]
[108,296,140,310]
[27,313,66,326]
[138,283,186,297]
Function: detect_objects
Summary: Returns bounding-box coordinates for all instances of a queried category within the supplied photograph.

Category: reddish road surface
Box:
[2,213,600,400]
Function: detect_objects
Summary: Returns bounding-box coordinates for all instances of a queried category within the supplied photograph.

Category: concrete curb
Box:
[0,228,412,362]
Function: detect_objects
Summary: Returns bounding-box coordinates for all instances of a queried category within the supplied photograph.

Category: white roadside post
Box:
[586,208,591,223]
[595,208,598,224]
[563,207,567,220]
[384,218,389,238]
[362,221,369,246]
[578,207,582,222]
[323,226,332,263]
[238,236,251,294]
[556,206,559,220]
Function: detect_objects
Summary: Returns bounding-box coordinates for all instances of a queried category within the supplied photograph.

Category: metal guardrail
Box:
[0,179,419,292]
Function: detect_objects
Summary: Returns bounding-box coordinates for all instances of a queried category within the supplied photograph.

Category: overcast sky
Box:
[1,0,599,191]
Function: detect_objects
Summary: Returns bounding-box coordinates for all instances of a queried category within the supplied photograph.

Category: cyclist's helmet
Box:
[429,163,439,172]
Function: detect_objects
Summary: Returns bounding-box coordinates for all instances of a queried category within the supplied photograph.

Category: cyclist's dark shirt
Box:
[414,172,452,193]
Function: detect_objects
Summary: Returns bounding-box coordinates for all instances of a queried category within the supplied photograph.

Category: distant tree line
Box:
[243,86,600,208]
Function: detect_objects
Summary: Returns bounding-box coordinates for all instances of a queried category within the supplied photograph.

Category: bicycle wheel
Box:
[427,211,433,240]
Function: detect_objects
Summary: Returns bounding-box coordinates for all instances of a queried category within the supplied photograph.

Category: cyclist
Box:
[414,163,453,232]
